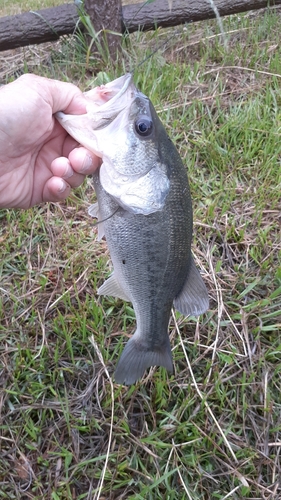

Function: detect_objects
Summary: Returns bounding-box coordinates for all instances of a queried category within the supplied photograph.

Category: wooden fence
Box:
[0,0,281,52]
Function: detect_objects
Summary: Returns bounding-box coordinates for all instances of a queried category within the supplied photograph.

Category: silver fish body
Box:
[56,74,209,385]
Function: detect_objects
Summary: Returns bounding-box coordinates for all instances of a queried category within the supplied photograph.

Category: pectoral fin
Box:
[98,273,131,302]
[88,202,105,241]
[174,257,209,316]
[88,202,99,218]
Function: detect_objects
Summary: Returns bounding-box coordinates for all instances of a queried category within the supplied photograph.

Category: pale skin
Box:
[0,74,100,209]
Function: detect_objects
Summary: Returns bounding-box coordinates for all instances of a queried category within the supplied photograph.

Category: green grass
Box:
[0,0,70,17]
[1,5,281,500]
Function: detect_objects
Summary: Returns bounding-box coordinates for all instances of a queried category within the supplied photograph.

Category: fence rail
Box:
[0,0,281,52]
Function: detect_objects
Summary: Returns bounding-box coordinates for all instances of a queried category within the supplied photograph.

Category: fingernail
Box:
[82,154,93,172]
[64,164,74,179]
[58,179,67,192]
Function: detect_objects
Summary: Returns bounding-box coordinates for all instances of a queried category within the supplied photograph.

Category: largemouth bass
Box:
[56,74,209,385]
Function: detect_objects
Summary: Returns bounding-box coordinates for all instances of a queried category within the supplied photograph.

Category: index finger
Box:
[68,147,101,174]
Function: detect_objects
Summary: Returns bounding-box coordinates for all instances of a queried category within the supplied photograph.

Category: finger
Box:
[43,176,71,203]
[68,147,101,174]
[51,157,85,188]
[61,133,80,158]
[48,78,87,114]
[16,74,88,115]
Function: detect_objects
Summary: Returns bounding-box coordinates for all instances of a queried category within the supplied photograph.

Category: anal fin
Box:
[174,256,209,316]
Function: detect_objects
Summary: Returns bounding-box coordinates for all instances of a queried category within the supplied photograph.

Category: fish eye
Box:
[134,116,153,137]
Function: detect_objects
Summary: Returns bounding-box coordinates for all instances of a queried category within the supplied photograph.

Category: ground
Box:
[0,3,281,500]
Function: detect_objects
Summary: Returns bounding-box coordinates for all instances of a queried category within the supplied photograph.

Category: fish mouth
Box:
[85,74,134,111]
[84,73,136,128]
[55,73,137,154]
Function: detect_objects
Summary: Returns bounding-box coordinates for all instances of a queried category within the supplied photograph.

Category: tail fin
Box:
[114,333,173,385]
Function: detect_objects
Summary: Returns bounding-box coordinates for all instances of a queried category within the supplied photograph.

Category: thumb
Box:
[43,77,87,115]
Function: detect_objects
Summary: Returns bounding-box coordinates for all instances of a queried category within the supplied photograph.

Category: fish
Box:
[56,74,209,385]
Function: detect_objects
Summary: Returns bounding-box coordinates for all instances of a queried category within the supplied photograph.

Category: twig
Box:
[89,335,114,500]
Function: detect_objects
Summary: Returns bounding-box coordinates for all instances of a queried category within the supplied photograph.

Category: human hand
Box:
[0,74,100,209]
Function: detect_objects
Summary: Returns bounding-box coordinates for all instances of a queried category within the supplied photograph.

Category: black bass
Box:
[56,74,209,385]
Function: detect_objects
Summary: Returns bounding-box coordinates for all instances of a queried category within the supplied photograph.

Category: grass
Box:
[0,0,70,17]
[0,0,141,17]
[1,4,281,500]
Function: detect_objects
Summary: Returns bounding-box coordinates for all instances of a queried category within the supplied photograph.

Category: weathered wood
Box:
[0,0,281,52]
[84,0,122,58]
[124,0,281,32]
[0,4,79,51]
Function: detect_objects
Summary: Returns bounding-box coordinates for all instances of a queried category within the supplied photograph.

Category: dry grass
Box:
[0,0,142,17]
[1,5,281,500]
